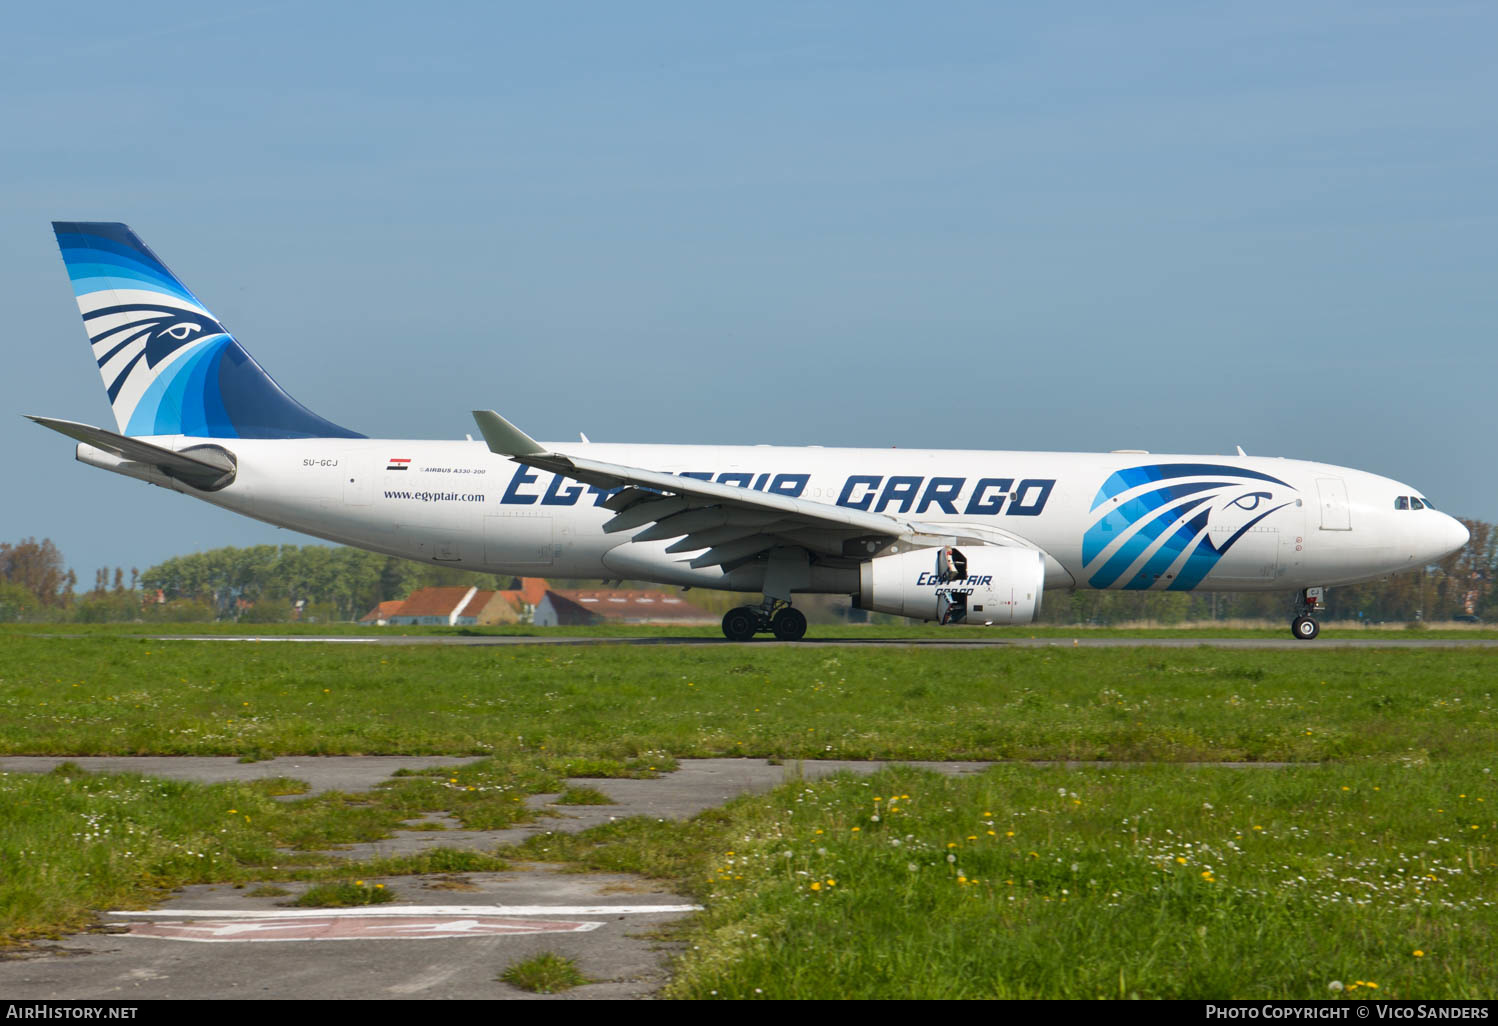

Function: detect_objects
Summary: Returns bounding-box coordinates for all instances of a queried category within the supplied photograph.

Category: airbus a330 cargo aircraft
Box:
[32,223,1470,641]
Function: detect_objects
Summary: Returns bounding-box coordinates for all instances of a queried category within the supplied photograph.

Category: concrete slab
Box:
[0,756,1298,999]
[1,869,692,1000]
[0,755,487,797]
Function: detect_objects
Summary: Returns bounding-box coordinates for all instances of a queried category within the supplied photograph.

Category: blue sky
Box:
[4,2,1494,580]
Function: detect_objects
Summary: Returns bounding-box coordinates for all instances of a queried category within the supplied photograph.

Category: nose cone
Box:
[1422,513,1470,562]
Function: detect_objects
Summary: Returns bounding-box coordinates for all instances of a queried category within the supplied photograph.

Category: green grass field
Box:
[513,761,1495,999]
[2,633,1493,762]
[1,629,1494,998]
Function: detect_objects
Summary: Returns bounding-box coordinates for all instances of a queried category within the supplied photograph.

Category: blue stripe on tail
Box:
[53,222,363,440]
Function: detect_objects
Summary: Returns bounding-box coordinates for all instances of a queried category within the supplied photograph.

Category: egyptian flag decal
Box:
[387,458,411,471]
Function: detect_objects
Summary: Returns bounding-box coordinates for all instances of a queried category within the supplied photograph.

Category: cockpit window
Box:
[1420,497,1434,509]
[1410,497,1425,510]
[1395,496,1410,510]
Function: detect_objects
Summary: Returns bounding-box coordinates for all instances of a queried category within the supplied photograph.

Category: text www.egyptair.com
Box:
[382,490,486,503]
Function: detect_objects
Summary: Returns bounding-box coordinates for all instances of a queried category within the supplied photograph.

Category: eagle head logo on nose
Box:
[1083,463,1296,591]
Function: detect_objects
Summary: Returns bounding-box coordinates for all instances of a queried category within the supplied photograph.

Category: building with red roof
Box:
[358,577,552,626]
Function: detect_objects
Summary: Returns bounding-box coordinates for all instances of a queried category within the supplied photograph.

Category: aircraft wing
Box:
[473,409,927,567]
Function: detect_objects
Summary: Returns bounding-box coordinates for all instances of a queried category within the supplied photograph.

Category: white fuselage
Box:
[78,437,1469,599]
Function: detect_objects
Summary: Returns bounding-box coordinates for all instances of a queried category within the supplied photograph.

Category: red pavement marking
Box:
[127,916,601,942]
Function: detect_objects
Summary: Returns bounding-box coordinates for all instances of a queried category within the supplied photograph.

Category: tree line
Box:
[1,519,1494,625]
[0,540,515,624]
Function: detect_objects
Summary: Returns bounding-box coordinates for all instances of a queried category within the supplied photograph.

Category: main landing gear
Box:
[1291,587,1325,641]
[721,546,812,641]
[721,600,807,642]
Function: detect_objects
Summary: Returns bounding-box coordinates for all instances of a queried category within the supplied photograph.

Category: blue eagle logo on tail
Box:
[85,300,228,403]
[1082,463,1296,590]
[54,222,362,440]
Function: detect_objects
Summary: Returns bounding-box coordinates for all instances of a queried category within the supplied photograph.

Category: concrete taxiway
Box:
[144,633,1498,649]
[0,757,1018,1000]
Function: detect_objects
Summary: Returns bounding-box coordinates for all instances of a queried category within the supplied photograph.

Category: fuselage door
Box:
[1316,477,1352,531]
[484,512,555,567]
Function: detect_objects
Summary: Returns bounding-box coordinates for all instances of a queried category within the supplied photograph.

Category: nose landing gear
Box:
[1291,587,1325,641]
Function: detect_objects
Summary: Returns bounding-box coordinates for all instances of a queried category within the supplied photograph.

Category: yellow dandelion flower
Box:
[1176,857,1187,865]
[810,882,821,891]
[851,827,860,832]
[826,879,836,886]
[1413,950,1425,957]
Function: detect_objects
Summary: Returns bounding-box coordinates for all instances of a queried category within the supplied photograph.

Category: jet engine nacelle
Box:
[855,545,1045,624]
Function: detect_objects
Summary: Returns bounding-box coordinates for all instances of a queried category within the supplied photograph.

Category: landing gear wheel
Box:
[722,606,758,641]
[1291,616,1320,641]
[771,607,808,642]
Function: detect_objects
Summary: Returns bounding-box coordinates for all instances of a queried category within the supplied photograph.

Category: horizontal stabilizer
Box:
[27,415,236,490]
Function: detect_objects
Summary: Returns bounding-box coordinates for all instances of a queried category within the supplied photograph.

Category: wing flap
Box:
[688,535,779,569]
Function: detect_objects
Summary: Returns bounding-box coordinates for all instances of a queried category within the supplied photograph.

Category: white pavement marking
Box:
[167,636,382,643]
[124,915,603,942]
[109,903,701,919]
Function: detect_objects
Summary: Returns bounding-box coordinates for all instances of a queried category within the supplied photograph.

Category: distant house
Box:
[534,588,715,627]
[485,577,549,624]
[386,586,493,626]
[358,600,405,626]
[358,577,550,626]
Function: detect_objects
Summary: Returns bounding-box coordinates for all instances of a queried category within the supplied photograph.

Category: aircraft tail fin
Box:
[51,222,363,439]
